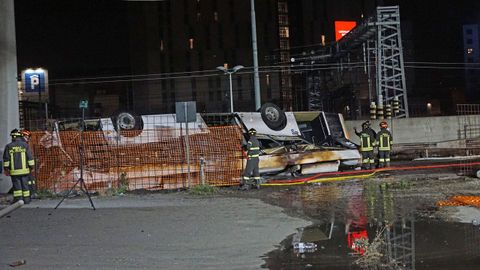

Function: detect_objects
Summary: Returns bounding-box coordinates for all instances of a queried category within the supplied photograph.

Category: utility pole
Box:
[216,65,244,113]
[250,0,261,110]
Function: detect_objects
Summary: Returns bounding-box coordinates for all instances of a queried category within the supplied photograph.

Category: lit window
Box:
[189,38,194,49]
[223,63,228,69]
[279,26,289,38]
[468,48,474,54]
[321,35,326,46]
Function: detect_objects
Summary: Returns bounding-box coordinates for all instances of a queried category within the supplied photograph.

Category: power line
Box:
[50,65,371,86]
[48,61,480,86]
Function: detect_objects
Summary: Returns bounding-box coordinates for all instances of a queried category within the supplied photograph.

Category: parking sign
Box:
[22,68,48,93]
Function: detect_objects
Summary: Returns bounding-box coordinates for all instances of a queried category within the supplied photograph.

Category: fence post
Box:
[200,156,205,185]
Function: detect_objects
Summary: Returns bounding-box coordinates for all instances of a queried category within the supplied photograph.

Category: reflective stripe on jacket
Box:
[376,128,393,151]
[356,130,375,152]
[360,133,373,151]
[3,138,35,176]
[247,136,260,159]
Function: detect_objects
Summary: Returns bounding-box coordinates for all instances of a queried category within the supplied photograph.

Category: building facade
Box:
[126,0,378,114]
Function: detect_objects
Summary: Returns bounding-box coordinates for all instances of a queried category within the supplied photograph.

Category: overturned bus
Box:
[36,104,360,191]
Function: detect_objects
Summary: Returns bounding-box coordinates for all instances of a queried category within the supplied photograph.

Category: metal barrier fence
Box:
[29,126,244,193]
[457,104,480,176]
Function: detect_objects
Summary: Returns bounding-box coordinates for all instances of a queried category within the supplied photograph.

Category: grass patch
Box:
[189,184,219,196]
[113,172,129,195]
[35,188,57,199]
[105,172,129,196]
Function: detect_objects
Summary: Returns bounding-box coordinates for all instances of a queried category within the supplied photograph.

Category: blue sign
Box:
[23,69,47,93]
[79,100,89,109]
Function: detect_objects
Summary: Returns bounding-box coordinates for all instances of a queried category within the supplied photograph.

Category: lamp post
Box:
[216,65,244,113]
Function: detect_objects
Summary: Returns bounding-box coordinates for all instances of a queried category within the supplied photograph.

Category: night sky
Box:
[14,0,130,78]
[13,0,480,106]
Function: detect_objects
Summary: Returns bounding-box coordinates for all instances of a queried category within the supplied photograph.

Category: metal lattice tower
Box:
[376,6,409,117]
[384,218,416,269]
[276,6,409,117]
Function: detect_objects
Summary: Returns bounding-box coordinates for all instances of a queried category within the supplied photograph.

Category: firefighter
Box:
[376,121,393,168]
[3,129,35,204]
[20,129,38,198]
[354,121,376,170]
[241,128,261,190]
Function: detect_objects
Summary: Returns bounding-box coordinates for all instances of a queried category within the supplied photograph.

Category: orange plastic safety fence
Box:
[436,200,466,207]
[437,195,480,207]
[28,126,244,193]
[451,195,480,207]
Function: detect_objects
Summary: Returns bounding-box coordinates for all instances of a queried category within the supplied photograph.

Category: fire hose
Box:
[261,161,480,187]
[0,200,24,219]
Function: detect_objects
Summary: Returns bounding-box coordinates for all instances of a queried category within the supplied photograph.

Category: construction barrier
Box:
[29,126,244,193]
[437,195,480,208]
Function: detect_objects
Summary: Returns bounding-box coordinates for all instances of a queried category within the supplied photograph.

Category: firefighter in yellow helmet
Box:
[3,129,35,204]
[20,129,38,198]
[241,128,261,190]
[354,121,377,170]
[376,121,393,168]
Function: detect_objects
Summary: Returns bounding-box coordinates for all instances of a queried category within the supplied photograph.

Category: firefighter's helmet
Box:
[361,121,370,129]
[380,121,388,128]
[10,129,22,138]
[21,129,31,138]
[248,128,257,135]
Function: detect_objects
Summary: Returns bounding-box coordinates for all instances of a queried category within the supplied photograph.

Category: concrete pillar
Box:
[0,0,19,193]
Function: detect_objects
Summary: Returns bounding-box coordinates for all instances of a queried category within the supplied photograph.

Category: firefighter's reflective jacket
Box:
[3,138,35,176]
[246,135,261,159]
[376,128,393,151]
[355,128,376,152]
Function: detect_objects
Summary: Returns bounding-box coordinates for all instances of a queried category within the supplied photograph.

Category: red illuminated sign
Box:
[335,21,357,41]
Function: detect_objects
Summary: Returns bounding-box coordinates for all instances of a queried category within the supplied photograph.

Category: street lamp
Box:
[216,65,244,113]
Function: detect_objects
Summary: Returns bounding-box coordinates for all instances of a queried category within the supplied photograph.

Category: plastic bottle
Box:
[294,242,317,249]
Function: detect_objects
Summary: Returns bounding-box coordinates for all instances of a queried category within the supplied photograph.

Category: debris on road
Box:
[9,260,26,267]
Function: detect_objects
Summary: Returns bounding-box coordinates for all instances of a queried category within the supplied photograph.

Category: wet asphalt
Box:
[2,167,480,269]
[0,193,309,270]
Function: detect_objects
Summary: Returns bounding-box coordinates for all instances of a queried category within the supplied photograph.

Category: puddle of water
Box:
[263,180,480,269]
[263,220,480,269]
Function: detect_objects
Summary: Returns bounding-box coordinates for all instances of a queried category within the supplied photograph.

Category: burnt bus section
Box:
[295,112,357,150]
[203,105,360,176]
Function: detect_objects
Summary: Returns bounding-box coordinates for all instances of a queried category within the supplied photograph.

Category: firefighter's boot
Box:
[22,190,31,204]
[253,178,261,189]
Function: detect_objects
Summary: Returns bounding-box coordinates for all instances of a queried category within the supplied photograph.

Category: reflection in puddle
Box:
[264,180,480,269]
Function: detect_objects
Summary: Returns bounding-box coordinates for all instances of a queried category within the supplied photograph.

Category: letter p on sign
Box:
[30,74,40,90]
